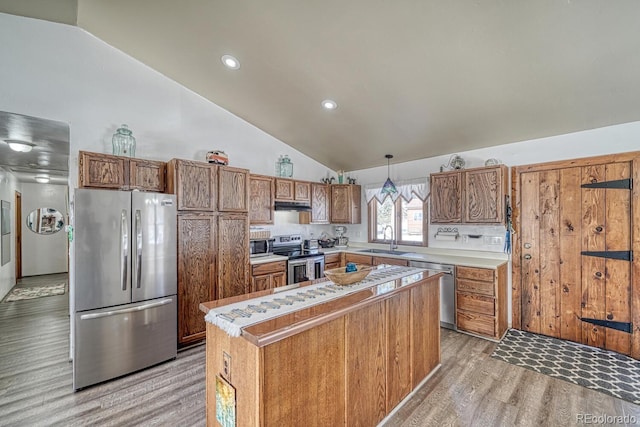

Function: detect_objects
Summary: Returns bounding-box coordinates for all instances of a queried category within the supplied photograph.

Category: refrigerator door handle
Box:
[121,209,128,291]
[79,298,174,320]
[135,209,142,289]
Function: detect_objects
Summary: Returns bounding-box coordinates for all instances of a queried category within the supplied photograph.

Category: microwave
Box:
[250,238,274,258]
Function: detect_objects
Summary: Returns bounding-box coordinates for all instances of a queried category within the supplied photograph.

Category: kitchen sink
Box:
[357,248,409,255]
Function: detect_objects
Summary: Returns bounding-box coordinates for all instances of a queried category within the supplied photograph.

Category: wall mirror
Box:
[26,207,64,235]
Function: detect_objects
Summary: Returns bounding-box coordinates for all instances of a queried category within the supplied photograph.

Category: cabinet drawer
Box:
[325,262,340,270]
[456,278,494,297]
[456,266,494,282]
[373,256,408,267]
[456,292,494,316]
[457,310,495,337]
[324,252,341,265]
[252,261,287,276]
[344,253,373,266]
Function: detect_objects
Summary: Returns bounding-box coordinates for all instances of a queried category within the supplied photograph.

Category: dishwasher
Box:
[409,260,456,330]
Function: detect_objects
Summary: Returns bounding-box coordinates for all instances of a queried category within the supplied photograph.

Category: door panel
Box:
[581,165,607,348]
[539,170,560,337]
[132,192,177,302]
[74,189,131,311]
[559,168,582,342]
[520,172,541,333]
[603,162,632,354]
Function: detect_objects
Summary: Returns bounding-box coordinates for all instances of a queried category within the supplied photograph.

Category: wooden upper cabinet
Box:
[79,151,128,189]
[330,184,361,224]
[218,166,249,213]
[275,178,295,200]
[463,166,507,223]
[294,181,311,203]
[300,183,330,224]
[430,165,507,224]
[249,174,274,225]
[79,151,166,192]
[430,171,462,224]
[129,159,166,192]
[166,159,217,212]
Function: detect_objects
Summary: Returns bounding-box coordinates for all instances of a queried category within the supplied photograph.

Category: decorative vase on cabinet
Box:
[112,124,136,157]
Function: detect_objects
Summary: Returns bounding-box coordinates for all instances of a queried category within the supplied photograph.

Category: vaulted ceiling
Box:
[2,0,640,171]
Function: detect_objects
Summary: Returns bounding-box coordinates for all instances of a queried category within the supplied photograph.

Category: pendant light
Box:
[381,154,397,196]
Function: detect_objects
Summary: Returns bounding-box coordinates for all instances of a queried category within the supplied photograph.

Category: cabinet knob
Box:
[523,254,532,260]
[524,243,532,249]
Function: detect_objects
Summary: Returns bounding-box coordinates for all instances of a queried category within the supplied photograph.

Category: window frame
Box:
[367,196,428,247]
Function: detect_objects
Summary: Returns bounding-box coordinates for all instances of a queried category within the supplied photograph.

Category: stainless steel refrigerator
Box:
[73,189,177,390]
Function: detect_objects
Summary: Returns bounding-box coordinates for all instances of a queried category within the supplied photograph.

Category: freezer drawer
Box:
[73,297,177,390]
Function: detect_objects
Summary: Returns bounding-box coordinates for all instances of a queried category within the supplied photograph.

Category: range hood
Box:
[274,200,312,212]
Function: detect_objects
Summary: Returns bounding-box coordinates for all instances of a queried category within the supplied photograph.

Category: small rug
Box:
[4,283,66,302]
[491,329,640,405]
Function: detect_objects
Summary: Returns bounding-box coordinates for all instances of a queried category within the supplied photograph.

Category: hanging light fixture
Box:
[381,154,397,196]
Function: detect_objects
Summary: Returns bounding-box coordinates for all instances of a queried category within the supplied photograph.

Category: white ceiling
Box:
[3,1,640,171]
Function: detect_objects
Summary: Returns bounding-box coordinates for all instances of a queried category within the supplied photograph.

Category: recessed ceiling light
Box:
[321,99,337,110]
[35,174,50,183]
[221,55,240,70]
[4,139,35,152]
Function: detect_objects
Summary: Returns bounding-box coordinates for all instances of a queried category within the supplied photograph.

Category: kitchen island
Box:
[200,265,443,426]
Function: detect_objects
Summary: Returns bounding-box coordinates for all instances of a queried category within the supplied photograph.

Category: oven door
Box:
[288,259,308,285]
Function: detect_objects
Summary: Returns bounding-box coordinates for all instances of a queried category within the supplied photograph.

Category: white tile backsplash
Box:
[251,211,334,239]
[428,224,508,253]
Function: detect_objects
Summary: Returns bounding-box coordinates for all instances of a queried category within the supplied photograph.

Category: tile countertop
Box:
[250,244,508,269]
[323,243,509,269]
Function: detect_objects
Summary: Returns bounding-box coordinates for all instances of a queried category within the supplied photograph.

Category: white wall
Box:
[21,183,68,276]
[0,168,21,300]
[347,120,640,252]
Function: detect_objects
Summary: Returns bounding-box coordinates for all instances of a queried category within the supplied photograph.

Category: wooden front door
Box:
[514,153,639,358]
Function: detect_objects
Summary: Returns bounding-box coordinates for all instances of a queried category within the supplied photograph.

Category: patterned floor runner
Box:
[491,329,640,405]
[4,283,66,302]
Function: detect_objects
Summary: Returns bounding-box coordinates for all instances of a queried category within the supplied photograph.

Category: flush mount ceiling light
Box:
[4,139,35,153]
[34,174,50,183]
[322,100,337,110]
[321,99,337,110]
[381,154,397,196]
[221,54,240,70]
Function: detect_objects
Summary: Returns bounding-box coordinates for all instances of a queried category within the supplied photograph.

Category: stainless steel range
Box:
[272,234,325,285]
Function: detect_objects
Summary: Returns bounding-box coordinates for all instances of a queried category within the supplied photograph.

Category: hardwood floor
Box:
[1,275,638,426]
[384,329,640,427]
[0,274,206,427]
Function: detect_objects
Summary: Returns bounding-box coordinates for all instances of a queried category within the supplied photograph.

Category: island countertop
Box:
[200,265,443,347]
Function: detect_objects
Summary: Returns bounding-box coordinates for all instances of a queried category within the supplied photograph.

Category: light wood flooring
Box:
[1,274,639,426]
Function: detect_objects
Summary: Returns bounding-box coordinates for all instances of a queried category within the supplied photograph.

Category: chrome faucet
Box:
[383,225,397,251]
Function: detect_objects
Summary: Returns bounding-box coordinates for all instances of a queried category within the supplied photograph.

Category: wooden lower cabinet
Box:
[217,214,250,299]
[324,252,342,270]
[344,253,373,266]
[251,261,287,292]
[177,214,216,345]
[177,213,249,346]
[373,256,409,267]
[455,263,508,341]
[204,273,440,426]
